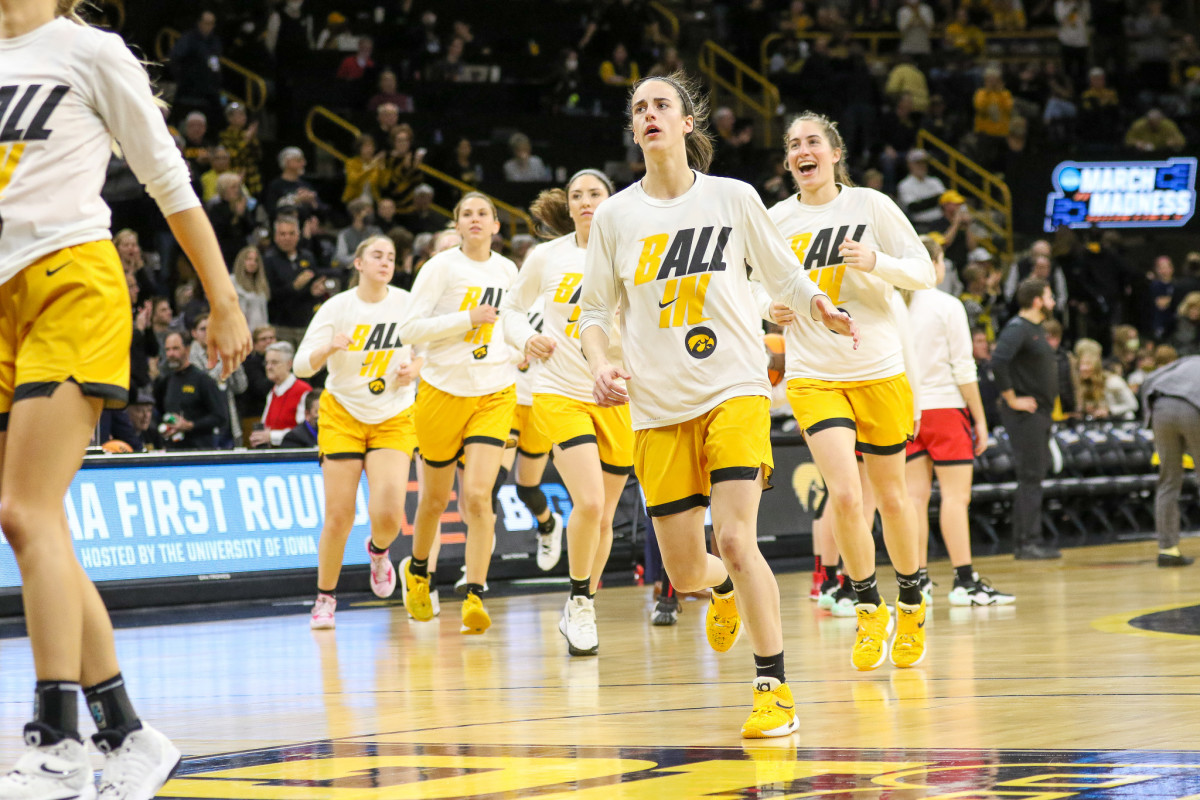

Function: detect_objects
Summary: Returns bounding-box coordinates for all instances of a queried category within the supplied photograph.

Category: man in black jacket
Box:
[170,10,223,125]
[990,277,1062,560]
[281,389,321,448]
[154,332,227,451]
[264,214,329,347]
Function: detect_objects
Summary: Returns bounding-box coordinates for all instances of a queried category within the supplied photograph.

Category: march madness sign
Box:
[1044,157,1196,232]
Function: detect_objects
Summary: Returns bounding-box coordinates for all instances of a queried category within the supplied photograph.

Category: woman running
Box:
[579,72,855,737]
[295,235,423,630]
[399,193,517,635]
[769,112,935,671]
[903,236,1013,606]
[0,2,251,797]
[502,168,631,657]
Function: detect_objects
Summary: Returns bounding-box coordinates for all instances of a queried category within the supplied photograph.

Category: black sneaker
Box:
[651,595,679,626]
[948,573,1015,606]
[1158,552,1195,567]
[830,580,857,617]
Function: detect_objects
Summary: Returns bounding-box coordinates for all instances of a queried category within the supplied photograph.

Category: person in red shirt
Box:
[249,341,311,446]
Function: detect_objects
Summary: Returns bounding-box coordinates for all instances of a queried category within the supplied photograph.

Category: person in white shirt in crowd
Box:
[250,341,311,447]
[896,149,946,234]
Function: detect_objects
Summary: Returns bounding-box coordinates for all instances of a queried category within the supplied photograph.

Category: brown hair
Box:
[1043,318,1064,340]
[353,234,395,262]
[784,112,855,196]
[452,191,498,222]
[1016,276,1049,309]
[233,246,270,299]
[628,71,715,173]
[1155,344,1179,367]
[56,0,87,24]
[530,169,615,239]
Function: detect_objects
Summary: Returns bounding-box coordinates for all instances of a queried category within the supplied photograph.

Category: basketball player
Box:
[579,72,856,737]
[398,193,517,634]
[296,235,424,630]
[769,112,936,671]
[0,2,251,796]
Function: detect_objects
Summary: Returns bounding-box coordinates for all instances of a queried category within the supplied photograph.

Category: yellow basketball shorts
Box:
[511,402,552,457]
[634,395,773,517]
[0,241,131,430]
[414,382,516,467]
[532,392,634,474]
[318,390,417,461]
[787,373,914,455]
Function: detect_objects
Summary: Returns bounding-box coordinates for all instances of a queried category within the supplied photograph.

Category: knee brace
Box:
[515,483,548,517]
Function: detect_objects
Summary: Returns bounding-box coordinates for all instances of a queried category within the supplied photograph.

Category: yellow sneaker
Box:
[461,592,491,635]
[852,603,893,671]
[741,678,799,739]
[705,588,741,653]
[890,599,927,668]
[400,557,433,621]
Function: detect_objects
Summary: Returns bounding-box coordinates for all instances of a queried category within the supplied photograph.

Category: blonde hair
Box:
[233,246,269,299]
[784,112,855,196]
[56,0,87,23]
[1178,291,1200,318]
[452,191,499,222]
[353,234,395,262]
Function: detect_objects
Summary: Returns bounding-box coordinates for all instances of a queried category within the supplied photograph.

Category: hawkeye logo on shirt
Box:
[459,286,504,353]
[0,84,70,199]
[348,322,404,379]
[553,273,584,339]
[633,226,731,329]
[787,224,867,304]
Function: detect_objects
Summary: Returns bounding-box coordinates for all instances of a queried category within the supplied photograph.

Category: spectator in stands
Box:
[1078,351,1137,420]
[208,173,254,267]
[427,36,468,83]
[181,111,213,179]
[932,190,977,279]
[972,325,1001,428]
[1150,255,1178,340]
[1128,0,1174,96]
[282,389,321,448]
[885,56,930,114]
[1042,62,1078,143]
[599,42,640,115]
[853,0,893,30]
[550,48,588,115]
[199,146,233,205]
[189,314,248,448]
[1125,109,1187,153]
[318,12,358,51]
[444,137,484,192]
[1054,0,1090,90]
[897,0,935,59]
[1042,318,1078,420]
[301,210,337,272]
[399,184,443,235]
[264,147,317,218]
[236,326,277,438]
[170,10,223,124]
[233,246,271,332]
[114,228,158,300]
[265,0,314,67]
[991,0,1027,30]
[126,267,157,395]
[220,103,263,199]
[451,18,487,62]
[249,342,312,448]
[389,227,418,291]
[711,110,753,181]
[369,103,401,151]
[1171,292,1200,356]
[1111,324,1142,376]
[1126,348,1158,397]
[973,65,1014,171]
[923,94,963,146]
[944,7,985,57]
[503,132,552,182]
[960,260,1001,339]
[367,69,414,114]
[378,124,426,212]
[264,214,321,346]
[1141,354,1200,567]
[649,45,684,77]
[412,9,443,77]
[155,331,228,451]
[334,198,383,268]
[342,135,384,204]
[150,296,177,355]
[124,390,164,452]
[375,197,400,231]
[897,149,946,233]
[335,36,376,106]
[990,277,1061,560]
[1078,67,1121,144]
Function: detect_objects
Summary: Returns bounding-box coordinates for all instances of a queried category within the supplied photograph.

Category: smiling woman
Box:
[577,71,857,740]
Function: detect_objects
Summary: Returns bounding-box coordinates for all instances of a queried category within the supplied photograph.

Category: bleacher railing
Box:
[154,28,268,112]
[648,1,680,43]
[916,128,1014,264]
[303,106,534,245]
[697,40,781,148]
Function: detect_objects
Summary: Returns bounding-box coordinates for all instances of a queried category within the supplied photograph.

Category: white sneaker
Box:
[948,573,1015,606]
[536,513,564,571]
[365,537,396,598]
[430,589,441,617]
[558,595,599,656]
[453,567,488,596]
[310,595,336,630]
[0,729,96,800]
[94,724,180,800]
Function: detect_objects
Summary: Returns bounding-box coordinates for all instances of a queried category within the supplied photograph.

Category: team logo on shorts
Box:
[368,378,386,395]
[685,326,717,359]
[472,345,489,360]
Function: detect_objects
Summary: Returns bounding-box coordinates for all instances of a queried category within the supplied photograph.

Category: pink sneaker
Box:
[310,594,336,629]
[366,537,397,598]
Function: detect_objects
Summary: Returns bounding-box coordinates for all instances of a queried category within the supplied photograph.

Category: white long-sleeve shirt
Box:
[769,186,936,382]
[513,298,544,406]
[503,234,626,405]
[892,291,923,421]
[579,172,826,430]
[398,247,518,397]
[0,18,198,281]
[294,286,417,424]
[907,287,976,410]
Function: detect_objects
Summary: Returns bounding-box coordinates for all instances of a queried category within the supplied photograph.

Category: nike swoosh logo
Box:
[39,764,71,776]
[775,701,794,711]
[45,259,73,277]
[657,300,676,309]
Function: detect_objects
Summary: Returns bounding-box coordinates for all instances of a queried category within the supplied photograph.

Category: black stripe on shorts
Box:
[13,379,128,408]
[710,466,760,484]
[600,461,633,475]
[463,435,505,448]
[932,458,976,466]
[558,434,598,449]
[857,440,909,456]
[646,493,710,518]
[804,417,856,436]
[517,446,549,458]
[422,448,464,468]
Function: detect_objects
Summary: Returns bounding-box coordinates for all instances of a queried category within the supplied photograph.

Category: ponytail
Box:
[530,169,615,239]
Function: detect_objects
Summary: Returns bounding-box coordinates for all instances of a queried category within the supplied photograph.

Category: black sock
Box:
[84,674,142,750]
[917,566,929,584]
[367,539,388,556]
[850,573,882,606]
[410,556,428,578]
[317,587,337,598]
[754,652,786,683]
[537,514,556,534]
[428,571,437,588]
[570,576,590,598]
[491,466,510,513]
[954,564,975,585]
[29,681,81,744]
[819,575,840,592]
[465,582,485,598]
[896,569,923,605]
[712,576,734,595]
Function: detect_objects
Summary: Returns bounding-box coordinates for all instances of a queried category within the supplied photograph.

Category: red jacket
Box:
[262,375,311,440]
